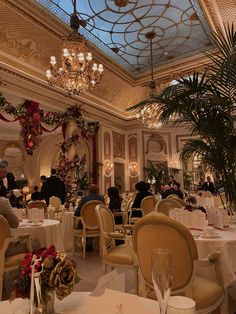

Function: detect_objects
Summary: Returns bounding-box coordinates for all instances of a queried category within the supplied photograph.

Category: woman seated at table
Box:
[131,181,152,217]
[108,186,123,224]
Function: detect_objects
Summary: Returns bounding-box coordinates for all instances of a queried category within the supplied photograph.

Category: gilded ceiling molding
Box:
[198,0,225,34]
[0,0,135,86]
[137,51,212,86]
[0,0,66,40]
[0,64,129,124]
[0,0,219,87]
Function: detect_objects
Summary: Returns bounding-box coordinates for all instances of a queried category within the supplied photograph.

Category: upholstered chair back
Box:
[95,204,115,251]
[81,200,103,229]
[132,213,198,293]
[140,196,157,215]
[28,201,47,215]
[155,199,182,216]
[49,196,61,210]
[0,216,10,250]
[202,191,212,198]
[166,195,187,207]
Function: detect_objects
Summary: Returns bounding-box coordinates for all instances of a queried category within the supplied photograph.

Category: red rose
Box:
[33,112,41,121]
[27,141,33,148]
[28,101,39,113]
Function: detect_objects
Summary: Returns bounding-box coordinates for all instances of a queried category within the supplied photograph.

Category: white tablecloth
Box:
[61,212,74,252]
[195,227,236,289]
[0,290,158,314]
[0,292,89,314]
[11,219,64,252]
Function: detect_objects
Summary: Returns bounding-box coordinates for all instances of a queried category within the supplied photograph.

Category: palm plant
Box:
[127,25,236,208]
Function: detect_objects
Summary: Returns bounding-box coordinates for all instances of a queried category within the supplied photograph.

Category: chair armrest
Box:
[113,212,126,217]
[122,224,134,230]
[197,253,219,268]
[107,232,125,239]
[128,208,142,212]
[18,234,31,240]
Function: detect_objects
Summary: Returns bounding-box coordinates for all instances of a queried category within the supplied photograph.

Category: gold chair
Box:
[95,204,138,292]
[28,200,47,209]
[73,200,103,258]
[49,196,62,210]
[0,216,32,300]
[166,194,187,207]
[28,200,47,216]
[140,195,157,216]
[155,199,182,216]
[202,191,213,198]
[132,213,224,313]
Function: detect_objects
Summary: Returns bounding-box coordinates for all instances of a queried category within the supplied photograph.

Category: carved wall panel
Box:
[128,135,137,162]
[143,131,172,166]
[113,132,125,159]
[130,177,138,192]
[104,132,111,160]
[176,134,199,152]
[104,176,111,193]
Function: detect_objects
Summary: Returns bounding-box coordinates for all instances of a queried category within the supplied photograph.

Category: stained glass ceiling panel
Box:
[36,0,213,76]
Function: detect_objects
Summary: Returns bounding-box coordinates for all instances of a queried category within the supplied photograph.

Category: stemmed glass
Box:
[152,248,173,314]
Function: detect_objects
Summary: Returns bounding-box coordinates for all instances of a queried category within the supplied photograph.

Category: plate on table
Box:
[201,233,219,239]
[31,222,43,226]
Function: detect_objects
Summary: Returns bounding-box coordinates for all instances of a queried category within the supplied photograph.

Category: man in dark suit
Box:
[203,176,215,194]
[0,160,17,197]
[46,168,66,204]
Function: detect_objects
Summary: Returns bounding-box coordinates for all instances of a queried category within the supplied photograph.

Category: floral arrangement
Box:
[11,245,79,301]
[0,92,99,155]
[57,154,88,203]
[19,100,43,155]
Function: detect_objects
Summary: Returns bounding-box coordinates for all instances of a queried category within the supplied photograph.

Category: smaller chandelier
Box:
[46,0,104,96]
[136,103,162,129]
[136,32,163,129]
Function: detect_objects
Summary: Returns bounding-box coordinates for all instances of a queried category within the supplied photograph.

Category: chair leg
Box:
[135,267,139,295]
[0,275,3,301]
[219,292,228,314]
[82,237,86,259]
[104,264,108,274]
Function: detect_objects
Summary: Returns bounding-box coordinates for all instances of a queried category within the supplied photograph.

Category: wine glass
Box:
[152,248,173,314]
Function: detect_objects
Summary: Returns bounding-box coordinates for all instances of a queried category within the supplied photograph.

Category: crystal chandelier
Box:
[136,32,163,129]
[46,0,104,96]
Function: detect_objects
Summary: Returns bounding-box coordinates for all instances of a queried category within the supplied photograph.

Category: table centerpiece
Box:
[11,245,80,314]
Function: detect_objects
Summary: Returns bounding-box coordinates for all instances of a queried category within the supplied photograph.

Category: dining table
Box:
[193,226,236,299]
[0,289,158,314]
[11,219,64,252]
[61,211,74,252]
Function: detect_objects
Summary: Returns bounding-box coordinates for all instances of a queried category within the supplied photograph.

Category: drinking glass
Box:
[152,248,173,314]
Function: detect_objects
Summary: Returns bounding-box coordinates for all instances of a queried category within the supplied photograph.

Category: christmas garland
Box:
[0,92,99,155]
[57,153,88,202]
[59,132,80,153]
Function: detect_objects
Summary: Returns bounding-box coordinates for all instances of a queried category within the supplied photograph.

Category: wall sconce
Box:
[104,159,113,177]
[128,162,138,177]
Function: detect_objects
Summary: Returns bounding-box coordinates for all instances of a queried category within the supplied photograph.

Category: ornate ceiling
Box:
[36,0,213,76]
[0,0,233,119]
